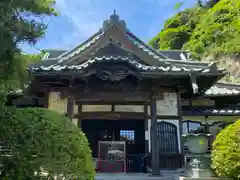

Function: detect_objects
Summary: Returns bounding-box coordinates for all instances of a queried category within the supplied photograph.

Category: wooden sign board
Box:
[192,99,215,106]
[148,92,178,116]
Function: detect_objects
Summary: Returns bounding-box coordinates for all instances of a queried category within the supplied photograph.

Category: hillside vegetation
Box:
[149,0,240,83]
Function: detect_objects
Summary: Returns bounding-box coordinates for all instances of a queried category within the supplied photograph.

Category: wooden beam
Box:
[73,92,151,101]
[76,112,145,120]
[74,112,179,120]
[75,101,149,105]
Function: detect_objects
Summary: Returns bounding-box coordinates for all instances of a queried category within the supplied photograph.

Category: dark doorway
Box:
[150,121,182,169]
[81,119,145,158]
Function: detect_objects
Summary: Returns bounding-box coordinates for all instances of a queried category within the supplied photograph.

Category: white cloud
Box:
[22,0,197,53]
[54,0,105,47]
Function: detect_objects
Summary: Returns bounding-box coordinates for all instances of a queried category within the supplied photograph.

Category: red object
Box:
[97,160,125,173]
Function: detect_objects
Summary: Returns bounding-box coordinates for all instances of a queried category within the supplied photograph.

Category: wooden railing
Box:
[126,153,184,172]
[126,154,146,172]
[158,154,184,169]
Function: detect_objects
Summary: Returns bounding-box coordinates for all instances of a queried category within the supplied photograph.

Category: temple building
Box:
[9,13,240,174]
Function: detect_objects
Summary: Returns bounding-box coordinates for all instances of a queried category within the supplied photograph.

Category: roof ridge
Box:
[43,49,68,51]
[161,59,208,64]
[57,23,123,65]
[125,31,217,68]
[159,49,190,52]
[58,29,103,59]
[126,30,169,59]
[215,82,240,87]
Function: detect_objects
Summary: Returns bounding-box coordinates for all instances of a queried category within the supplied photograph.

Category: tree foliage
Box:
[0,0,56,92]
[0,107,95,180]
[211,119,240,179]
[0,0,56,54]
[184,0,240,58]
[149,6,206,51]
[2,53,41,92]
[150,0,240,56]
[149,0,240,83]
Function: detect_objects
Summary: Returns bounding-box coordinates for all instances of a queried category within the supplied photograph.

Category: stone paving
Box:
[95,171,182,180]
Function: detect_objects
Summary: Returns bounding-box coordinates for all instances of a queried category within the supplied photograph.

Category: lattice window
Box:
[156,122,179,154]
[120,130,135,144]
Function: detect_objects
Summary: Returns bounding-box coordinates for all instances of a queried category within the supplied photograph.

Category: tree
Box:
[0,0,57,92]
[197,0,221,8]
[174,2,184,11]
[149,0,240,83]
[211,119,240,179]
[3,53,41,92]
[0,0,56,54]
[0,107,95,179]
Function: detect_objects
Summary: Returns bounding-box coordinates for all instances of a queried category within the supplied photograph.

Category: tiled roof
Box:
[125,31,168,60]
[40,31,103,62]
[57,31,103,63]
[29,59,59,69]
[43,50,67,59]
[29,55,218,74]
[158,50,191,61]
[29,13,225,76]
[205,83,240,96]
[182,106,240,116]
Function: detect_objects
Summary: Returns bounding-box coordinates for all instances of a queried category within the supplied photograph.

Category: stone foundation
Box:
[179,176,231,180]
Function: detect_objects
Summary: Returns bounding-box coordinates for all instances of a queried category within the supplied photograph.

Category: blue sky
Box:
[21,0,197,54]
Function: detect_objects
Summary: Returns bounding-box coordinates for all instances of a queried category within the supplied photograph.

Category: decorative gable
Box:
[29,12,226,78]
[28,12,227,96]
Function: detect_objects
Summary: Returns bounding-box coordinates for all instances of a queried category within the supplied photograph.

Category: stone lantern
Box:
[182,132,215,178]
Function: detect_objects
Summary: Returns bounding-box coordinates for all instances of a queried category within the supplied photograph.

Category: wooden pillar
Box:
[177,90,184,169]
[43,90,49,108]
[150,93,160,175]
[177,91,184,154]
[66,96,74,121]
[78,104,82,128]
[144,104,149,154]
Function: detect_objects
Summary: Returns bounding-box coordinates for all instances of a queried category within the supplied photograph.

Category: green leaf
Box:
[174,2,184,11]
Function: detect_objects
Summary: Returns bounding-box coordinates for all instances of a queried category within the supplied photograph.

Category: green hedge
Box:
[0,107,95,179]
[211,119,240,179]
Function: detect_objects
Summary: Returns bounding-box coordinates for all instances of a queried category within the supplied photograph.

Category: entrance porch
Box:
[80,115,184,172]
[82,119,146,172]
[82,119,145,158]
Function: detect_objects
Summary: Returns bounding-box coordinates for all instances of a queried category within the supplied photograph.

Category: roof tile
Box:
[30,55,215,73]
[205,85,240,96]
[182,106,240,115]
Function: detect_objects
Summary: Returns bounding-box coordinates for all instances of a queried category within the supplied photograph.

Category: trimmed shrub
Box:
[211,119,240,179]
[0,107,95,179]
